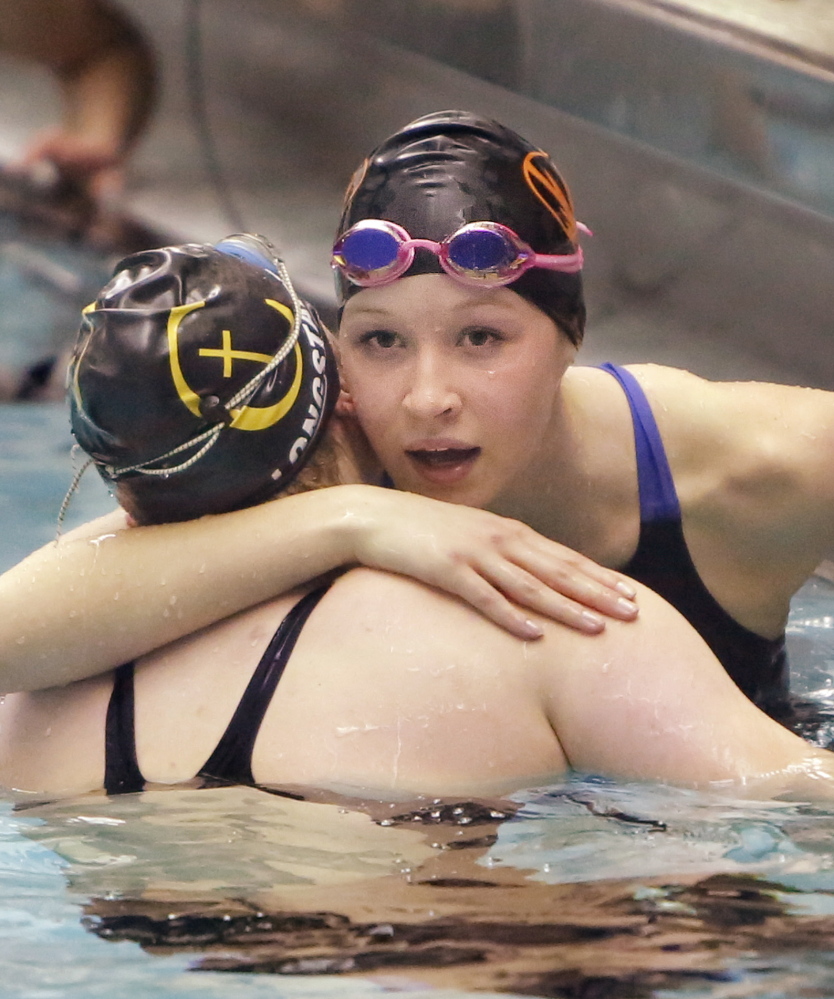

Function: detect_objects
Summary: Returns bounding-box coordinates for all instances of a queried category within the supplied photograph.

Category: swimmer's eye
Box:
[459,326,505,349]
[357,329,401,350]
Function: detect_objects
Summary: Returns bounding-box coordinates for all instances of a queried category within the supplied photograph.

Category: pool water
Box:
[0,402,116,568]
[5,774,834,997]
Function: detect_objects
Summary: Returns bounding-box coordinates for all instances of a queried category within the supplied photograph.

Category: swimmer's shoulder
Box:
[322,566,526,653]
[615,362,834,417]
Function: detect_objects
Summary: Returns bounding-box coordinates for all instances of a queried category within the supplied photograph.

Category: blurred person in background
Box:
[0,0,156,202]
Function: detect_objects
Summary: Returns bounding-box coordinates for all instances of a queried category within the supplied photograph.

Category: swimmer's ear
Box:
[336,387,356,416]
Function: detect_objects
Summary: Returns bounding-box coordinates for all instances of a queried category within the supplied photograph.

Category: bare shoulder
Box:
[541,579,798,784]
[626,362,834,422]
[317,567,531,674]
[325,566,506,634]
[618,364,834,577]
[623,363,834,467]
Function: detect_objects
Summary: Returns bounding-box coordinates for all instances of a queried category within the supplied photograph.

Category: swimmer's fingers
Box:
[440,561,612,640]
[438,565,555,640]
[495,541,639,625]
[474,560,637,637]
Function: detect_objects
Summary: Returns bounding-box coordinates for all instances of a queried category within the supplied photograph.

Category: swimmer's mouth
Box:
[405,446,481,468]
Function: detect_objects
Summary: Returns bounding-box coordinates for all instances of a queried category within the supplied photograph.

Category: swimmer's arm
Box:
[635,368,834,609]
[721,382,834,578]
[0,489,362,693]
[0,484,637,693]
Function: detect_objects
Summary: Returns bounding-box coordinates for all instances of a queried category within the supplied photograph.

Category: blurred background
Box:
[1,0,833,388]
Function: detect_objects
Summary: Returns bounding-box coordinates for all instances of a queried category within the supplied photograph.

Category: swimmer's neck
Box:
[488,367,638,564]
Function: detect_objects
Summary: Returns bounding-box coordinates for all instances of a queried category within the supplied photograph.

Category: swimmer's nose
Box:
[402,352,462,420]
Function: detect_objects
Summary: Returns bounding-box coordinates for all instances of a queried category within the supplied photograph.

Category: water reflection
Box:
[5,781,834,997]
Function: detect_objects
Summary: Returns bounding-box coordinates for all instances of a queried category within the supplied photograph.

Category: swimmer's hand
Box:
[18,129,125,201]
[345,488,638,640]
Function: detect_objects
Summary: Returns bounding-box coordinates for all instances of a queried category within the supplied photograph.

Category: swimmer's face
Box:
[338,274,576,508]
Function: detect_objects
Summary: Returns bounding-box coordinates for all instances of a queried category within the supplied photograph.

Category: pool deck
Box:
[639,0,834,68]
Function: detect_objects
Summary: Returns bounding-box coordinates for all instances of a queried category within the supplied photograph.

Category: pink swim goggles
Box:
[331,219,589,289]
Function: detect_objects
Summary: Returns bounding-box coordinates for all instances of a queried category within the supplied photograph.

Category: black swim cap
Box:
[69,237,339,524]
[336,110,586,344]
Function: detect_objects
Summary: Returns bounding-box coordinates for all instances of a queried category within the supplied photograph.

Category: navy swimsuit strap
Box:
[104,661,145,796]
[198,583,331,787]
[598,363,680,522]
[104,584,331,795]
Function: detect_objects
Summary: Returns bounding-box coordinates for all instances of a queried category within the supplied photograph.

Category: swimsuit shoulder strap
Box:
[198,583,332,787]
[598,362,680,522]
[104,661,146,795]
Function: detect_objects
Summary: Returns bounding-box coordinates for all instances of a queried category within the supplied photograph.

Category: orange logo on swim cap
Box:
[522,151,577,242]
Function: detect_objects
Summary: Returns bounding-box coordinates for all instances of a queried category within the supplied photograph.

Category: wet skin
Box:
[338,274,576,512]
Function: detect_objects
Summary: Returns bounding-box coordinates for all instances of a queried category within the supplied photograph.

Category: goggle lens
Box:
[338,226,401,274]
[445,227,520,276]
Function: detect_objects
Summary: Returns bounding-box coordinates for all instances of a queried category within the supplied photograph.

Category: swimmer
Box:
[1,0,156,201]
[3,112,834,722]
[1,236,832,802]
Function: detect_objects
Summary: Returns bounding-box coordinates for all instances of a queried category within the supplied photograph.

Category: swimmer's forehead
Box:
[342,282,527,320]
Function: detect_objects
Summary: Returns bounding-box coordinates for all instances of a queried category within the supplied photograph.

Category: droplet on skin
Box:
[89,533,117,548]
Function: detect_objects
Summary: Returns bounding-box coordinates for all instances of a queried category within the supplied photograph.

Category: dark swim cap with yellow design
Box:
[69,235,339,524]
[336,110,586,345]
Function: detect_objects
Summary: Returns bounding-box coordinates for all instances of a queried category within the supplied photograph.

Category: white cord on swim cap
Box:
[55,446,94,541]
[104,424,223,478]
[223,255,304,412]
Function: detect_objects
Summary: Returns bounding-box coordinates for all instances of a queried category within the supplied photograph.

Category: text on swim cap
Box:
[278,310,330,473]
